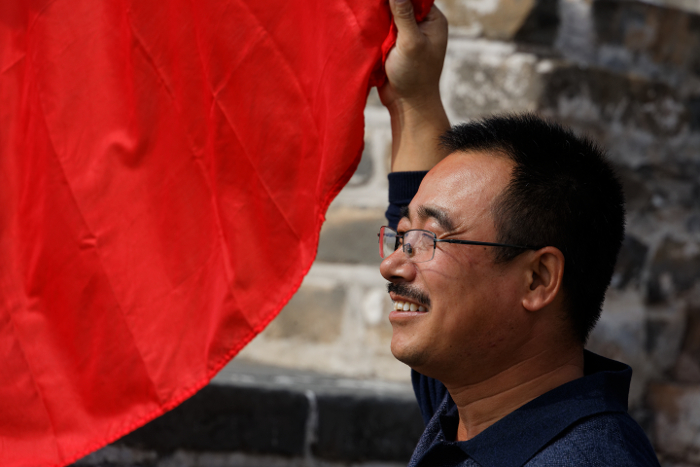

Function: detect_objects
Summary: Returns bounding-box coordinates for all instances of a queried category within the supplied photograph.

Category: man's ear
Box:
[522,247,565,312]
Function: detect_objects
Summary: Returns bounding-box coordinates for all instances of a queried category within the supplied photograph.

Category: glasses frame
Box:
[378,226,541,263]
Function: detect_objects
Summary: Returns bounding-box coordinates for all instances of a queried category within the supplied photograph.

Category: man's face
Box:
[380,151,533,384]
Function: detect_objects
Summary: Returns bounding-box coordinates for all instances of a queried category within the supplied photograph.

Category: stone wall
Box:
[235,0,700,464]
[76,362,423,467]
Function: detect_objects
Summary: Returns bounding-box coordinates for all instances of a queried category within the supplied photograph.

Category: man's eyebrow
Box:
[401,205,455,232]
[418,205,455,232]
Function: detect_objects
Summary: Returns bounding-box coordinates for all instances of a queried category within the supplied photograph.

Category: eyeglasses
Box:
[378,226,539,263]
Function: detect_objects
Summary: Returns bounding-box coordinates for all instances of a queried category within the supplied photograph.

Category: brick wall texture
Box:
[235,1,700,465]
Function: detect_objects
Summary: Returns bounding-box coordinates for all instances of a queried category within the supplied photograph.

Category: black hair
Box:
[440,114,625,343]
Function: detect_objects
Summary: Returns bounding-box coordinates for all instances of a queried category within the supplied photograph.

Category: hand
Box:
[379,0,448,113]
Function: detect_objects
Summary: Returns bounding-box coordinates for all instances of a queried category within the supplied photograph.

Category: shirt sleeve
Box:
[386,171,429,229]
[386,170,449,426]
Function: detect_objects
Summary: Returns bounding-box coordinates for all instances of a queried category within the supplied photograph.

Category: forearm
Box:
[387,96,450,172]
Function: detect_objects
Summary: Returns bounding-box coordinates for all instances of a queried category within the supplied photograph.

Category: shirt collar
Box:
[440,351,631,467]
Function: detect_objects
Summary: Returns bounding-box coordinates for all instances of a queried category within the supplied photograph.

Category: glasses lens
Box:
[379,228,436,262]
[380,226,398,259]
[403,230,436,263]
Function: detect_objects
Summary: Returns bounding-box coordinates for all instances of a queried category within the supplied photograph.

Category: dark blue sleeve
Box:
[385,171,430,229]
[387,170,449,426]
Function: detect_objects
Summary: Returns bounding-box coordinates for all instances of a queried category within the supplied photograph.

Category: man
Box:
[377,0,661,465]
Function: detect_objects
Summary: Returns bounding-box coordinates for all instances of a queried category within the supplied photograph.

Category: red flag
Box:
[0,0,432,465]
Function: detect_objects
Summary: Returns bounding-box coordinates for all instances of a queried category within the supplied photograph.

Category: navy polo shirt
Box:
[409,351,660,466]
[387,171,660,466]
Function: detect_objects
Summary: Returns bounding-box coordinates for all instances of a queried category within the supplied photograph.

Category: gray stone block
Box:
[513,0,558,46]
[617,165,654,212]
[648,382,700,462]
[316,206,386,265]
[348,142,374,188]
[647,237,700,304]
[689,96,700,130]
[74,361,421,465]
[540,66,690,139]
[593,1,700,81]
[436,0,558,43]
[102,362,423,465]
[314,394,424,462]
[444,46,541,120]
[264,283,344,343]
[674,304,700,383]
[444,49,700,166]
[611,234,648,290]
[116,384,309,457]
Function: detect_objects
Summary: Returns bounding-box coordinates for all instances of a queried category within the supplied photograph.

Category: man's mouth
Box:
[393,300,427,312]
[387,282,431,312]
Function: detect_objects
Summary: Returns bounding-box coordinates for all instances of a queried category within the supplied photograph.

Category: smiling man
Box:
[377,0,661,465]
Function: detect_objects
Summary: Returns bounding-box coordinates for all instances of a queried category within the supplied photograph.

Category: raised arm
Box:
[380,0,451,172]
[380,1,452,416]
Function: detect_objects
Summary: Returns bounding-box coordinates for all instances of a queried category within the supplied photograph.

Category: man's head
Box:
[439,114,625,344]
[380,114,624,380]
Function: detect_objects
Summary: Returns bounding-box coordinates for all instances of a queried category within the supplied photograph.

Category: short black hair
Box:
[440,114,625,343]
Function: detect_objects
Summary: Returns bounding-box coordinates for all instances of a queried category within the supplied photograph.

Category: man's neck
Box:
[445,347,585,442]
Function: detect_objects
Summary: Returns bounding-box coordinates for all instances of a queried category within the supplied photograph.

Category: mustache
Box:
[386,283,431,308]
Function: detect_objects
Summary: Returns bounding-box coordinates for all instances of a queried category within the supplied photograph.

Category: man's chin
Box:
[390,342,428,369]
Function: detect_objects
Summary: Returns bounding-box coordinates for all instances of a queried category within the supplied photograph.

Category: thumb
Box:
[390,0,421,41]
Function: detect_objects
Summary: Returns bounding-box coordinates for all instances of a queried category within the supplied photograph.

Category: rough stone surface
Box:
[647,237,700,304]
[314,395,424,462]
[513,0,559,46]
[348,143,375,188]
[539,65,692,150]
[75,447,406,467]
[316,206,386,265]
[648,0,700,15]
[435,0,558,44]
[649,383,700,464]
[442,42,542,120]
[74,363,418,466]
[674,352,700,384]
[611,234,649,290]
[675,299,700,383]
[264,283,345,343]
[117,385,309,457]
[73,446,406,467]
[593,1,700,84]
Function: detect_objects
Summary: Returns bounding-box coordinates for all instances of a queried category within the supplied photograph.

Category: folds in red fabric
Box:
[0,0,432,465]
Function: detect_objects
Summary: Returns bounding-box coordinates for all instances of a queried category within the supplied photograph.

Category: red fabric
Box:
[0,0,432,465]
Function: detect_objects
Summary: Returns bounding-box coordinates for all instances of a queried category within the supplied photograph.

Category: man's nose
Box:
[380,248,417,283]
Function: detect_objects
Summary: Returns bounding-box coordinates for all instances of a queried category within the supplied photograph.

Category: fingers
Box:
[425,4,446,24]
[423,5,448,34]
[421,5,448,49]
[389,0,422,43]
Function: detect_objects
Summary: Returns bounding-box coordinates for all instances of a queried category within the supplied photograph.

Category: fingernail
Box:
[396,0,409,4]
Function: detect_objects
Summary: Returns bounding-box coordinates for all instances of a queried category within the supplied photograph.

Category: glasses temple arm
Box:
[436,239,540,250]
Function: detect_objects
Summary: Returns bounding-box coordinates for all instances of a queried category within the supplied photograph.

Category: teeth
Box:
[393,300,427,312]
